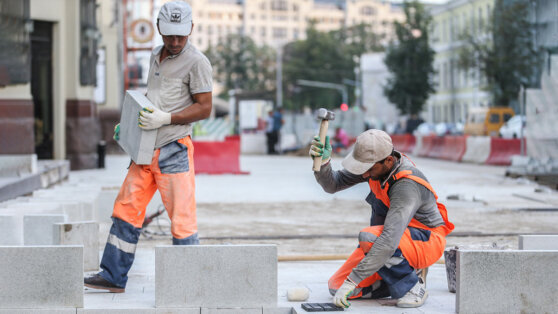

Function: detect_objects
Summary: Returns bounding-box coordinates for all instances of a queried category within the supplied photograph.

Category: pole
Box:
[276,46,283,108]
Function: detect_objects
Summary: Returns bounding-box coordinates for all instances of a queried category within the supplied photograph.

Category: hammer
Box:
[313,108,335,172]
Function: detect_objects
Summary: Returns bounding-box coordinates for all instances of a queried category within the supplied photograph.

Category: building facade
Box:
[427,0,494,124]
[183,0,404,50]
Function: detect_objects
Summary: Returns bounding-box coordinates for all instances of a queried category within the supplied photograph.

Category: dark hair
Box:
[378,149,395,164]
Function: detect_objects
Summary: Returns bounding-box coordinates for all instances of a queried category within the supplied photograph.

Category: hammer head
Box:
[316,108,335,121]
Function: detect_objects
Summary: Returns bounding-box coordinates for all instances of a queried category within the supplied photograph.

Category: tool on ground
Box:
[301,303,344,312]
[312,108,335,171]
[287,287,310,301]
[142,206,166,229]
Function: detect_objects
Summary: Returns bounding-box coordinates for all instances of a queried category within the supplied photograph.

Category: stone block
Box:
[155,245,277,308]
[263,308,293,314]
[0,310,76,314]
[98,189,119,222]
[78,310,156,314]
[118,90,158,165]
[0,154,37,176]
[519,235,558,250]
[23,214,66,245]
[0,246,83,308]
[156,309,201,314]
[0,214,21,245]
[54,221,99,271]
[201,309,261,314]
[456,250,558,313]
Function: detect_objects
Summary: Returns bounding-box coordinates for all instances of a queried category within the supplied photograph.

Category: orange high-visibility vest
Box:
[368,169,454,236]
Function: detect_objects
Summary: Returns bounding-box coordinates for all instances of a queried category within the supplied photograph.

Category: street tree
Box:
[205,34,276,99]
[383,0,435,115]
[458,0,542,108]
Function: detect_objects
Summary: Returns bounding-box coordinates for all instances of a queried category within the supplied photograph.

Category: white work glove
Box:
[333,278,357,308]
[138,107,171,130]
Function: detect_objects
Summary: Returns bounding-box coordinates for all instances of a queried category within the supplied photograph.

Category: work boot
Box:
[84,273,125,293]
[416,267,429,287]
[396,278,428,308]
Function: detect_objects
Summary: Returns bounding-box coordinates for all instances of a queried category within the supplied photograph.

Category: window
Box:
[489,113,500,123]
[80,0,99,86]
[503,113,513,122]
[261,27,266,37]
[271,0,288,11]
[272,27,287,39]
[361,6,376,16]
[0,0,31,85]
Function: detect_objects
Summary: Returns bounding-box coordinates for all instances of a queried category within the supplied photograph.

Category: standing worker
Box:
[85,1,212,293]
[309,129,454,308]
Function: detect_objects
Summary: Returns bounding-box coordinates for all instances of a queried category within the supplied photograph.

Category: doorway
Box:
[30,21,54,159]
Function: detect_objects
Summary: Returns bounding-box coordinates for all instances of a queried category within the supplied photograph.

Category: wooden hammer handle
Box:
[313,119,329,172]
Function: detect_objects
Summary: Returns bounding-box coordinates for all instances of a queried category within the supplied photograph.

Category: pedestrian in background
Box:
[85,1,212,293]
[265,110,277,154]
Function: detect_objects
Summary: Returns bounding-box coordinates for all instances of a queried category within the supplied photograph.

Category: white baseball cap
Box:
[342,129,394,175]
[157,1,193,36]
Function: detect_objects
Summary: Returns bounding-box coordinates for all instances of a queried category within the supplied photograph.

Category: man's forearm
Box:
[314,162,364,193]
[171,92,212,125]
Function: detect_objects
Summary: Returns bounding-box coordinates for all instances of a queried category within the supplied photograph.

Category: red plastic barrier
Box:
[193,135,249,174]
[439,136,467,161]
[416,135,435,157]
[427,136,446,159]
[391,134,416,153]
[485,138,522,166]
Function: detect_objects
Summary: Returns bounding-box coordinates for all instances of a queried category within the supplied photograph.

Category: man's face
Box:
[161,34,188,55]
[362,157,392,181]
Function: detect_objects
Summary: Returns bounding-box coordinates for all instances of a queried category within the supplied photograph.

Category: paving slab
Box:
[201,309,262,314]
[118,90,158,165]
[0,214,21,245]
[0,246,83,308]
[54,221,99,271]
[519,234,558,250]
[155,245,277,308]
[0,310,76,314]
[456,250,558,313]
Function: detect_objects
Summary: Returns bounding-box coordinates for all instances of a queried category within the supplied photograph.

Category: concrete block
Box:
[155,245,277,308]
[78,310,156,314]
[118,90,158,165]
[54,221,99,271]
[156,309,201,314]
[0,310,76,314]
[456,250,558,313]
[0,214,21,245]
[0,154,38,176]
[202,309,261,314]
[263,308,293,314]
[14,200,84,221]
[519,235,558,250]
[23,214,66,245]
[0,246,83,308]
[98,189,119,222]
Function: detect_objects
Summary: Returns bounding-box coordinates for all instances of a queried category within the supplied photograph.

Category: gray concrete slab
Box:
[23,214,67,245]
[155,245,277,308]
[156,309,200,314]
[118,90,158,165]
[54,221,99,271]
[98,189,119,223]
[519,235,558,250]
[78,310,155,314]
[456,250,558,313]
[0,214,21,245]
[0,246,83,308]
[0,310,76,314]
[201,309,261,314]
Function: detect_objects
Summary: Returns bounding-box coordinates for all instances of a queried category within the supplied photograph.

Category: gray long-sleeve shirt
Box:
[314,152,445,284]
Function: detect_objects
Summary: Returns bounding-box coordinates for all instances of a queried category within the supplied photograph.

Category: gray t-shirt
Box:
[147,42,213,148]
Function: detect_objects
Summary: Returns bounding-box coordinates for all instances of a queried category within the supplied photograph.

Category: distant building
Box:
[360,52,399,130]
[176,0,404,50]
[427,0,494,124]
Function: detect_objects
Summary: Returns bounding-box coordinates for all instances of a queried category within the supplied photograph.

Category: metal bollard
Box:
[97,140,106,169]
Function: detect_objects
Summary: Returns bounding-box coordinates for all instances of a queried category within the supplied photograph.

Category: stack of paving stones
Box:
[455,235,558,313]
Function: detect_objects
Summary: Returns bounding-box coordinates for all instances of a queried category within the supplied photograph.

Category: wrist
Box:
[163,112,172,125]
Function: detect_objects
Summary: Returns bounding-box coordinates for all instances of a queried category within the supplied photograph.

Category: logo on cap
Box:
[170,12,181,23]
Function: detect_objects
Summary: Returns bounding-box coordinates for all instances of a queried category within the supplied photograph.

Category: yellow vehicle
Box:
[464,107,515,136]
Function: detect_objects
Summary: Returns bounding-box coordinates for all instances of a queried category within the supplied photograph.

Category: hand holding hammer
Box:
[311,108,335,171]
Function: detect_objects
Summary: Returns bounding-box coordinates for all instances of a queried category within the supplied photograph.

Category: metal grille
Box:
[0,0,31,86]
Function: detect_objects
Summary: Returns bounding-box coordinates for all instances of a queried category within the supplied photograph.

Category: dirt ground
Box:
[135,198,558,257]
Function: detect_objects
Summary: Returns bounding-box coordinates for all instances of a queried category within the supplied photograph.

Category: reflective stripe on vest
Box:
[367,169,454,236]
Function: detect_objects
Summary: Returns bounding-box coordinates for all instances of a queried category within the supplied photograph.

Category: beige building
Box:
[427,0,494,124]
[182,0,404,50]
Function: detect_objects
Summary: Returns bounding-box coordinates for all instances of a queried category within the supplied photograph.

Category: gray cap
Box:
[342,129,393,175]
[158,1,193,36]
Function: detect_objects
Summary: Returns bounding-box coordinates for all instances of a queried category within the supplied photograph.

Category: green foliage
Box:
[458,0,542,108]
[282,22,384,110]
[205,34,276,99]
[383,0,436,115]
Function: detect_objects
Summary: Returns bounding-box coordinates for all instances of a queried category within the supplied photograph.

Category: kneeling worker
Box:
[309,129,454,308]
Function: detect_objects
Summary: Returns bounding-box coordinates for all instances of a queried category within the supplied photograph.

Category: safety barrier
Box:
[391,134,416,153]
[485,138,522,165]
[416,135,436,157]
[193,136,249,175]
[462,136,491,164]
[439,136,468,161]
[427,136,446,159]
